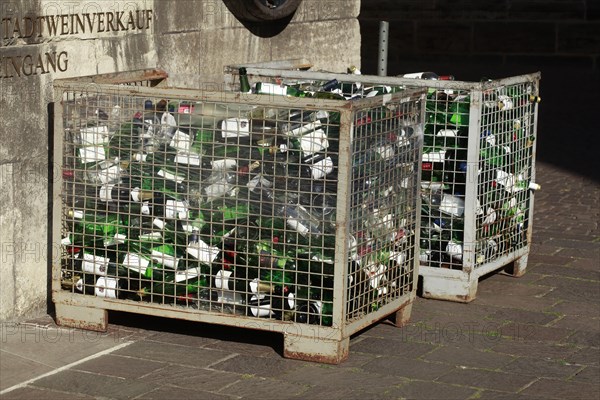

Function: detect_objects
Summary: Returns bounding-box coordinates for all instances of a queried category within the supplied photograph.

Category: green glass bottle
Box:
[239,67,251,93]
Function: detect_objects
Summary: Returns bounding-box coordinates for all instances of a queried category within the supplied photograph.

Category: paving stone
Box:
[477,280,554,297]
[386,380,477,400]
[138,385,237,400]
[567,347,600,366]
[562,330,600,347]
[0,386,97,400]
[422,346,515,370]
[202,338,280,358]
[473,291,559,312]
[500,356,582,378]
[73,354,166,379]
[548,300,600,318]
[140,364,239,392]
[218,375,309,398]
[397,326,504,350]
[436,367,536,392]
[488,339,579,360]
[350,336,437,358]
[360,356,454,380]
[519,377,600,399]
[113,340,231,367]
[0,350,54,391]
[210,354,307,379]
[30,369,151,400]
[497,322,574,342]
[289,385,386,400]
[144,331,220,348]
[569,366,600,384]
[485,308,559,325]
[549,238,600,251]
[537,277,600,303]
[528,253,575,266]
[556,247,600,260]
[550,315,600,332]
[470,389,548,400]
[337,350,378,368]
[532,264,600,281]
[567,257,600,271]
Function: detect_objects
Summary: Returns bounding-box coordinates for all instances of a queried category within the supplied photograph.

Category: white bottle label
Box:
[152,218,166,229]
[134,153,148,162]
[437,129,458,137]
[221,118,250,138]
[165,200,189,219]
[446,240,463,260]
[175,153,201,166]
[79,126,110,145]
[122,253,150,274]
[422,150,446,163]
[497,95,514,110]
[151,250,179,269]
[439,194,465,217]
[211,159,237,170]
[98,184,115,202]
[158,169,185,184]
[257,82,287,96]
[214,269,233,290]
[130,187,141,202]
[300,129,329,155]
[174,267,201,283]
[72,210,84,219]
[186,240,220,264]
[96,164,121,184]
[310,157,334,179]
[169,130,191,153]
[249,294,273,317]
[95,277,118,298]
[82,253,110,275]
[79,146,106,163]
[289,121,322,137]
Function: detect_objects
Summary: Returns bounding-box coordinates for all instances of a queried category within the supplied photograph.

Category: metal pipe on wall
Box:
[378,21,389,76]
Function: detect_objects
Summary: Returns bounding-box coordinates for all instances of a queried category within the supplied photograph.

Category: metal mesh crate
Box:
[51,75,425,363]
[224,65,541,302]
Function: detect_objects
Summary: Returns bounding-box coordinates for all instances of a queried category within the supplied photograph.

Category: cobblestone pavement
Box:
[1,161,598,400]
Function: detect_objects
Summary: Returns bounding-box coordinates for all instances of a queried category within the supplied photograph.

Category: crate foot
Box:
[393,301,413,327]
[283,333,349,364]
[503,254,528,277]
[54,303,108,332]
[420,273,477,303]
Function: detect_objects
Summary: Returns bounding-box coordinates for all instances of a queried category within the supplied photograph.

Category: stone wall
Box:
[358,0,600,179]
[0,0,361,321]
[359,0,600,77]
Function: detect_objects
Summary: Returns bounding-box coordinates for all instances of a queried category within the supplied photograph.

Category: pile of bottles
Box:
[60,71,422,326]
[231,67,541,270]
[416,76,540,269]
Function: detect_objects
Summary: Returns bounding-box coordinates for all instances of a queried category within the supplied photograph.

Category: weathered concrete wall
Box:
[0,0,361,321]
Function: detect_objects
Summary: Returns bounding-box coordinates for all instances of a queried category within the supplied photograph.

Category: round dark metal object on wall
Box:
[222,0,303,22]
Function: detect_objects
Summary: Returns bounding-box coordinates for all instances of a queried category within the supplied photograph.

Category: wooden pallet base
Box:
[54,298,414,365]
[55,302,108,332]
[420,254,529,303]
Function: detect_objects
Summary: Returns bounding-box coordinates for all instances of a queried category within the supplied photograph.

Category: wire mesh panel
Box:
[224,65,541,302]
[52,78,424,363]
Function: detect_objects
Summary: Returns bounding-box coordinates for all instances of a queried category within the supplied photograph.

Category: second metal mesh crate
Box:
[224,65,541,302]
[52,76,425,363]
